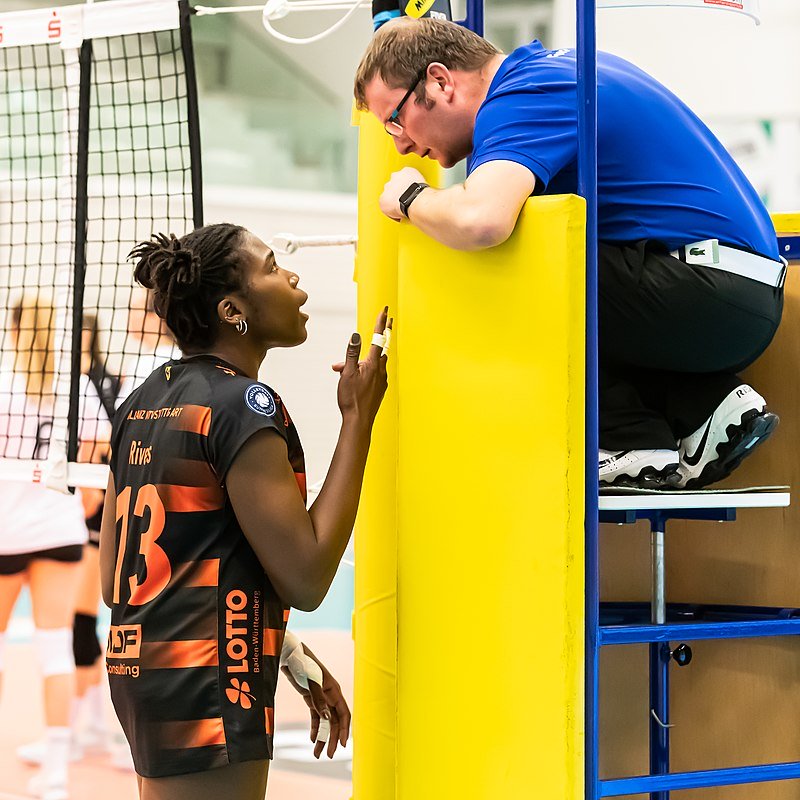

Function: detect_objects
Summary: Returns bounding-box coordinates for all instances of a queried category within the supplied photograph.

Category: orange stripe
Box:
[171,559,220,589]
[283,609,290,624]
[294,472,307,500]
[263,628,283,657]
[157,483,224,513]
[140,639,218,670]
[158,718,226,749]
[171,404,212,436]
[166,457,219,488]
[265,707,274,736]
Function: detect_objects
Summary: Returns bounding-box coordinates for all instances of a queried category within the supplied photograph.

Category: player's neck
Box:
[183,343,264,380]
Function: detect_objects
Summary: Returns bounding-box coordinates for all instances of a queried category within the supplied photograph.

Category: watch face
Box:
[399,183,427,216]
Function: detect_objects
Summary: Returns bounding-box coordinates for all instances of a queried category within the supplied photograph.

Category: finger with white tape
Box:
[381,326,391,356]
[316,716,331,745]
[371,332,386,349]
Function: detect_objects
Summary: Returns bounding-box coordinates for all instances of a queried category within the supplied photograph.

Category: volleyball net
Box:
[0,0,202,491]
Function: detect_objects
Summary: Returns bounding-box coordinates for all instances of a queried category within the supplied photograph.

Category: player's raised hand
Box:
[332,307,390,425]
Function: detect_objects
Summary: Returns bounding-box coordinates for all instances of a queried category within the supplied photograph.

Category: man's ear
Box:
[426,62,455,101]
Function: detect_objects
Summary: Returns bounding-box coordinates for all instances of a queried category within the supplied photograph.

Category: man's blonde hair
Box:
[354,18,500,111]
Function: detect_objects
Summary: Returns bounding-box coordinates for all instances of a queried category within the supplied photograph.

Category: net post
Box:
[67,38,93,469]
[179,0,204,229]
[48,43,82,494]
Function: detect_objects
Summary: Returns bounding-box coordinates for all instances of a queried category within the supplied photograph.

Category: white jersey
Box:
[0,371,112,554]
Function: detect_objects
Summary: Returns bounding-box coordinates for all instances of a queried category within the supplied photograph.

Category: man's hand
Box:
[282,644,351,759]
[380,166,427,221]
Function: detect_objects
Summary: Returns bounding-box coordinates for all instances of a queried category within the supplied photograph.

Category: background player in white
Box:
[0,294,111,800]
[115,287,180,408]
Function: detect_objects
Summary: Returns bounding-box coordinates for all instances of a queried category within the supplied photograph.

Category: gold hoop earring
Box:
[236,318,248,336]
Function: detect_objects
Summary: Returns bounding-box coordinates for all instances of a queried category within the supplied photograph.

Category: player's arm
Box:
[380,160,536,251]
[99,472,117,608]
[227,312,389,612]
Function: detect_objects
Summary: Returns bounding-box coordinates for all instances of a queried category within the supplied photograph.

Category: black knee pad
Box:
[73,612,102,667]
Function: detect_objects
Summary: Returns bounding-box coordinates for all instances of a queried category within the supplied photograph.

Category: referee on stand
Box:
[354,17,784,490]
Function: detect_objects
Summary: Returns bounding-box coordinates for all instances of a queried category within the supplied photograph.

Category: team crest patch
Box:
[244,384,276,417]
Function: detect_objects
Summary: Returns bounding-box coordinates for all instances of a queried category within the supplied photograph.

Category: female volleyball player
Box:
[0,294,111,800]
[100,223,389,800]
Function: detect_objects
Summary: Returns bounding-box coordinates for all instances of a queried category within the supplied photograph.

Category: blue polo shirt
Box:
[467,42,779,259]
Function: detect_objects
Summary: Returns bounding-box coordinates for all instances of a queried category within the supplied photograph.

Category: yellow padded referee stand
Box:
[352,110,440,800]
[353,111,587,800]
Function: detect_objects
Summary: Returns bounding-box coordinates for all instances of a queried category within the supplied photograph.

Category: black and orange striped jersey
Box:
[106,354,306,778]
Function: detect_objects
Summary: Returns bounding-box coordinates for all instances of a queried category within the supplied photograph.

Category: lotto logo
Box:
[226,678,255,709]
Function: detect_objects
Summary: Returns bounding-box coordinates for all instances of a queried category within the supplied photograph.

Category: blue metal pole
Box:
[649,642,671,800]
[577,0,599,798]
[462,0,484,35]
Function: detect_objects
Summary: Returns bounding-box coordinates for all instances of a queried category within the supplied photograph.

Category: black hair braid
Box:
[128,223,247,350]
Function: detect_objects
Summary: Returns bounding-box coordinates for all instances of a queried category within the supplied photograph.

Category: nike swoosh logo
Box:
[683,419,713,467]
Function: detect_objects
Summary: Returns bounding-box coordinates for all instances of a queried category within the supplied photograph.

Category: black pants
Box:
[598,241,783,451]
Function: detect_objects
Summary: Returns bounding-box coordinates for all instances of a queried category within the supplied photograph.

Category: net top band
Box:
[0,0,180,49]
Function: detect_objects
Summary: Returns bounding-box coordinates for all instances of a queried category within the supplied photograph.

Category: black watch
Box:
[398,182,429,218]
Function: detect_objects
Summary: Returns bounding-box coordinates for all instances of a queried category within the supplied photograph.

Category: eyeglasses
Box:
[384,69,427,137]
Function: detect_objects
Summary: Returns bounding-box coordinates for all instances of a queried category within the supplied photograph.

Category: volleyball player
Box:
[18,315,119,767]
[0,294,111,800]
[115,287,179,408]
[100,223,389,799]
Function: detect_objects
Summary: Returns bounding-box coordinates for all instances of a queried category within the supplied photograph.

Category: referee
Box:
[355,18,783,489]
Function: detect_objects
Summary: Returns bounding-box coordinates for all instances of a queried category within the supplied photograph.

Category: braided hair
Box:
[129,223,247,351]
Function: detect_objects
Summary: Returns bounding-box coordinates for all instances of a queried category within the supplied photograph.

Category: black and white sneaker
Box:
[599,449,680,488]
[676,384,779,489]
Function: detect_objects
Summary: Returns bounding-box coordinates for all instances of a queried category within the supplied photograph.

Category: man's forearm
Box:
[407,183,512,251]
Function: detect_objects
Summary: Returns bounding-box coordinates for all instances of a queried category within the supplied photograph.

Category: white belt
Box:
[670,239,786,288]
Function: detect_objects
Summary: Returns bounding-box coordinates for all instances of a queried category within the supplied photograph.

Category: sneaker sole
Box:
[682,410,779,490]
[601,463,681,490]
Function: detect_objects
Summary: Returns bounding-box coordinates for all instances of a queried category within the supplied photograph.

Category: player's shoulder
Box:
[184,359,283,424]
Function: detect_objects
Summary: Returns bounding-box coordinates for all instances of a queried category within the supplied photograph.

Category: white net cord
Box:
[194,0,370,45]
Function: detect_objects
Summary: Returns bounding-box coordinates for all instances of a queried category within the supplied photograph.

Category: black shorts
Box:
[0,545,84,576]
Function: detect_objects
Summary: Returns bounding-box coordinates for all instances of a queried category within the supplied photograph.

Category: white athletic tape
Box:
[316,717,331,745]
[280,630,323,690]
[33,628,74,677]
[280,629,330,745]
[382,327,391,356]
[371,332,386,349]
[280,629,300,665]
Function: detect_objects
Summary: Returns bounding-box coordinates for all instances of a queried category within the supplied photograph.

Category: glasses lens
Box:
[385,120,403,137]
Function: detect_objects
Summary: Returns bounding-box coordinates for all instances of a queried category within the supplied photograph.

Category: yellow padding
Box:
[772,213,800,235]
[352,109,439,800]
[393,195,586,799]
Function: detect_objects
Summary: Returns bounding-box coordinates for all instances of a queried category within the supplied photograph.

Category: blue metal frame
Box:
[573,1,800,797]
[461,0,484,36]
[601,762,800,796]
[464,1,796,796]
[779,235,800,262]
[595,506,800,799]
[577,1,600,799]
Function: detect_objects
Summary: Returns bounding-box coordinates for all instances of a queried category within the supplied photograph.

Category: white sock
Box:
[45,727,71,784]
[84,684,106,734]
